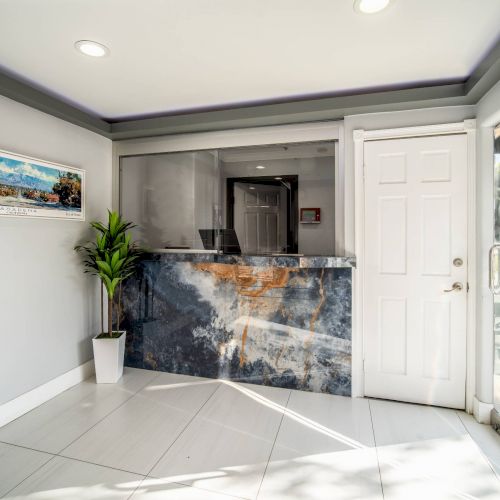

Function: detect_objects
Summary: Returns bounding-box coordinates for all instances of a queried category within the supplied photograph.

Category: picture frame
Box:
[0,149,85,221]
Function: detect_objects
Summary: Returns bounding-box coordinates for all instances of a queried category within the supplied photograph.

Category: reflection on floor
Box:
[0,368,499,499]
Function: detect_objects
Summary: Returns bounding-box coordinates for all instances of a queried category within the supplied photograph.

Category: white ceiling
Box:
[0,0,499,121]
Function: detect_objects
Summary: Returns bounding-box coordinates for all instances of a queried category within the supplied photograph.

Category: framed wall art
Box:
[0,149,85,220]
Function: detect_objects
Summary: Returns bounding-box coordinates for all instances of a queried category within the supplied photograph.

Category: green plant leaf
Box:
[100,273,114,297]
[109,211,119,237]
[97,234,107,251]
[113,258,126,273]
[110,250,121,270]
[96,260,112,276]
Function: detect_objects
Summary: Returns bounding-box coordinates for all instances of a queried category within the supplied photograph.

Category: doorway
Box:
[226,176,299,254]
[361,133,469,409]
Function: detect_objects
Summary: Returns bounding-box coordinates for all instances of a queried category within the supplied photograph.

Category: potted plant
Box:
[76,211,142,383]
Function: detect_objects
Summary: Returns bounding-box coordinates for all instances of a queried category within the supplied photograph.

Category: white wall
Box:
[0,95,112,405]
[221,157,335,255]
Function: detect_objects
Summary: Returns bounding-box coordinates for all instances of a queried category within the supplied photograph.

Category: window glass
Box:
[120,151,220,250]
[220,142,335,255]
[119,141,336,255]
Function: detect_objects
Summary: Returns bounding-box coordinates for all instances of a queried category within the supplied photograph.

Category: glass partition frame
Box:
[113,122,345,255]
[494,125,500,413]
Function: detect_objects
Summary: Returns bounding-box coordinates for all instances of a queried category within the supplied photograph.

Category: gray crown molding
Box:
[465,38,500,100]
[0,72,111,137]
[1,39,500,140]
[110,83,468,140]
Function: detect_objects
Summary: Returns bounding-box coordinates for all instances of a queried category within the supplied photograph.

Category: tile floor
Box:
[0,367,499,499]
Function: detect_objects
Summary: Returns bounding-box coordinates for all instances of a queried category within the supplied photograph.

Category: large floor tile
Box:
[0,368,158,454]
[457,411,500,477]
[62,373,221,475]
[258,447,382,500]
[3,456,143,500]
[377,434,500,500]
[150,381,290,500]
[131,478,244,499]
[369,399,466,446]
[258,391,382,500]
[0,443,53,497]
[106,367,161,394]
[273,390,375,454]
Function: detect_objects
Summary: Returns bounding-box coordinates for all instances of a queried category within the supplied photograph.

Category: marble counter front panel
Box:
[121,254,352,395]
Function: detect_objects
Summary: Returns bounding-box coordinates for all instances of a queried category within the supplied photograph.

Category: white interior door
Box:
[234,183,287,254]
[363,134,468,409]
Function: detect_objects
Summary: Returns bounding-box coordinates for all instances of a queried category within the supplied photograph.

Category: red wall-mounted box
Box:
[300,208,321,223]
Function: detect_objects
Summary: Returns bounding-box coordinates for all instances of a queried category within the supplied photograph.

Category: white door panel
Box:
[364,134,467,409]
[234,183,287,254]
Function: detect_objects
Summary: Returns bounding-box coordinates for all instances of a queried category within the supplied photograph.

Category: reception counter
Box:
[121,252,354,396]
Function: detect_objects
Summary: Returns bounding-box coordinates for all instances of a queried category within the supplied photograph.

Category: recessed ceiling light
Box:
[75,40,109,57]
[354,0,391,14]
[256,165,266,170]
[275,177,282,180]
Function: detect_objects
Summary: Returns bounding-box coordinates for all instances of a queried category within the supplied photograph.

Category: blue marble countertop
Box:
[142,251,356,268]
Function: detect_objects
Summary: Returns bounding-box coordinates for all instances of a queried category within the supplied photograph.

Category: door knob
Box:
[443,282,463,293]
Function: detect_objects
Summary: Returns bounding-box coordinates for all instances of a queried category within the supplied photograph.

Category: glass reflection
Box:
[120,151,220,251]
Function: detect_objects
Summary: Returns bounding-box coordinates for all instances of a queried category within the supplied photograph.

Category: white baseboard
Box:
[0,360,95,428]
[473,396,494,424]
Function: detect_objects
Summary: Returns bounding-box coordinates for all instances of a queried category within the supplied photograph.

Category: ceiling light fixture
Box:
[256,165,266,170]
[75,40,109,57]
[275,177,282,180]
[354,0,391,14]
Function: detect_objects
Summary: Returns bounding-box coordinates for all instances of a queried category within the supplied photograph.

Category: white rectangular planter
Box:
[92,331,126,383]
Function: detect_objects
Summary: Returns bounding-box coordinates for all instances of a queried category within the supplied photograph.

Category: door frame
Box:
[226,176,299,254]
[353,120,477,413]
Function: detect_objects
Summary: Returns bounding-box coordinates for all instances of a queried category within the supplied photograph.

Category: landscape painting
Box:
[0,150,84,220]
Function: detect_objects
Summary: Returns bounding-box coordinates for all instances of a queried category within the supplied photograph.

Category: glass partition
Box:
[120,150,220,251]
[220,142,335,255]
[119,141,336,255]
